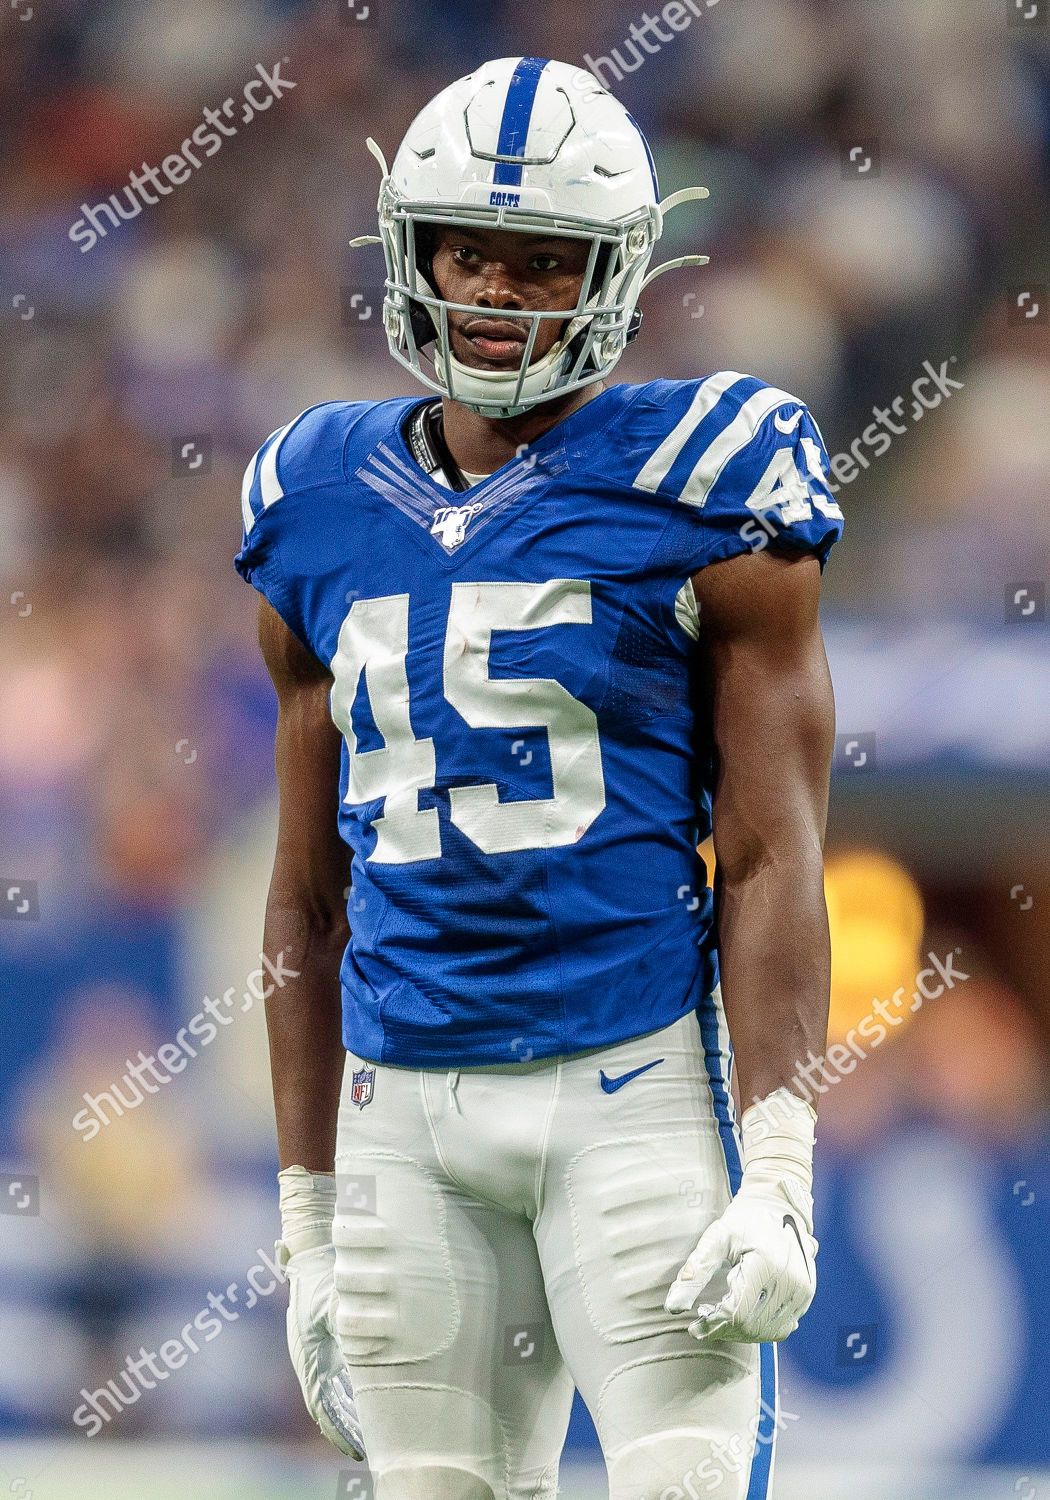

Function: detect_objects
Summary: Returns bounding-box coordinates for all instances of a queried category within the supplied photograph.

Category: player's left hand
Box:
[664,1171,817,1342]
[664,1087,819,1343]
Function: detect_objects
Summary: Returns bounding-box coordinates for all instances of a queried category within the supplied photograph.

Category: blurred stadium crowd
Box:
[0,0,1048,1479]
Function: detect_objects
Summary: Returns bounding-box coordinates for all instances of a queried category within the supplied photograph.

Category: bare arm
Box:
[691,547,835,1112]
[258,597,350,1171]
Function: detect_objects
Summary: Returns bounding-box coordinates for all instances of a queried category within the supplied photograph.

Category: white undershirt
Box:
[431,465,489,489]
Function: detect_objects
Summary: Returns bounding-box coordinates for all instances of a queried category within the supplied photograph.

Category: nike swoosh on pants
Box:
[599,1059,665,1094]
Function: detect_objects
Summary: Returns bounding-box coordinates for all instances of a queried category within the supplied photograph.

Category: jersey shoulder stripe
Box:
[679,382,804,510]
[630,373,808,509]
[622,373,844,578]
[240,400,380,536]
[631,370,748,493]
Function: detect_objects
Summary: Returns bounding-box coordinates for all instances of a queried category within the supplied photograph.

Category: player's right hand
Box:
[281,1238,366,1459]
[277,1164,365,1460]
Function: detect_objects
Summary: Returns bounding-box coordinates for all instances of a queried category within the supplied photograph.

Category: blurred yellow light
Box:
[825,849,925,1044]
[696,840,924,1045]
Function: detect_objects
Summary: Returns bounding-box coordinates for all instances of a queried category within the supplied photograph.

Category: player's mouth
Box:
[460,317,529,363]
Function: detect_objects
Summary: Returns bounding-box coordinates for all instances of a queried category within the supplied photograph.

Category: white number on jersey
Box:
[330,581,606,863]
[745,440,844,523]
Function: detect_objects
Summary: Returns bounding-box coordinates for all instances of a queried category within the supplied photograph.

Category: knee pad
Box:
[378,1465,496,1500]
[607,1428,758,1500]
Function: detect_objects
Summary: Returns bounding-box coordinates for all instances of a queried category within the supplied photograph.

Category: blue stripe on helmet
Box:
[626,111,660,197]
[493,56,550,187]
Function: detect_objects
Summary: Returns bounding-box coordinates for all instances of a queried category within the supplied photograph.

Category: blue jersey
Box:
[236,373,843,1067]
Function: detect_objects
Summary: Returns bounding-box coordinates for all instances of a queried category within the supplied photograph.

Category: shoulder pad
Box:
[241,400,371,537]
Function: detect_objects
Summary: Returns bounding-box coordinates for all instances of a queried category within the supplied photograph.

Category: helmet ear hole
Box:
[413,221,438,286]
[408,297,437,348]
[404,220,439,347]
[589,242,614,300]
[626,307,642,344]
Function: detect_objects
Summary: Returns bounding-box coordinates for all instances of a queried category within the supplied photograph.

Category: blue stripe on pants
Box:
[697,991,778,1500]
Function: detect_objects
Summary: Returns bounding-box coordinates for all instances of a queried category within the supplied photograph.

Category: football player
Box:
[238,56,843,1500]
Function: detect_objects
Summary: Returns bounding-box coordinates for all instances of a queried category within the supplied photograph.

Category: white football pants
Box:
[333,995,779,1500]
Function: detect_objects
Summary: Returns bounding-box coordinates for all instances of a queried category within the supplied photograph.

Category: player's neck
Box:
[440,380,606,477]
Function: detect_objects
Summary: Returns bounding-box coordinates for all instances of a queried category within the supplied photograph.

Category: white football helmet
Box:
[350,56,710,419]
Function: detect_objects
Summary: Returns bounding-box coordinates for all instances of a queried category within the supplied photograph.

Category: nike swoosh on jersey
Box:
[599,1058,665,1093]
[773,407,804,434]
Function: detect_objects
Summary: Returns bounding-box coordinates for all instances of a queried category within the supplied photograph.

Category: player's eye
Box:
[530,254,560,272]
[451,245,482,265]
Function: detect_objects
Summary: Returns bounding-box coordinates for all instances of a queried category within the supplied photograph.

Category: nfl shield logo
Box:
[351,1066,375,1110]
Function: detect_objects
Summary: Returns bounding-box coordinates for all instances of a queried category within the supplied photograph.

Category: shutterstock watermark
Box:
[68,60,296,253]
[72,1247,285,1436]
[825,357,964,492]
[653,1400,798,1498]
[72,951,299,1142]
[739,357,963,556]
[746,949,971,1136]
[582,0,720,87]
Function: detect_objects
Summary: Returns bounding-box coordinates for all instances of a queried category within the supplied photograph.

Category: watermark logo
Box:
[744,950,971,1122]
[678,1178,705,1209]
[840,139,881,179]
[340,284,385,328]
[336,1473,375,1499]
[172,435,213,477]
[73,952,300,1141]
[837,1324,878,1367]
[1008,286,1048,325]
[338,0,377,25]
[69,62,297,253]
[336,1174,377,1215]
[582,0,722,89]
[503,1322,546,1364]
[2,881,39,920]
[823,358,964,493]
[72,1247,287,1435]
[0,1174,40,1216]
[1008,0,1047,28]
[835,733,876,774]
[1006,582,1046,624]
[676,883,701,912]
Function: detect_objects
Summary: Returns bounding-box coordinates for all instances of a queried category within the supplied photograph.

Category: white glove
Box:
[665,1088,818,1343]
[277,1166,366,1459]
